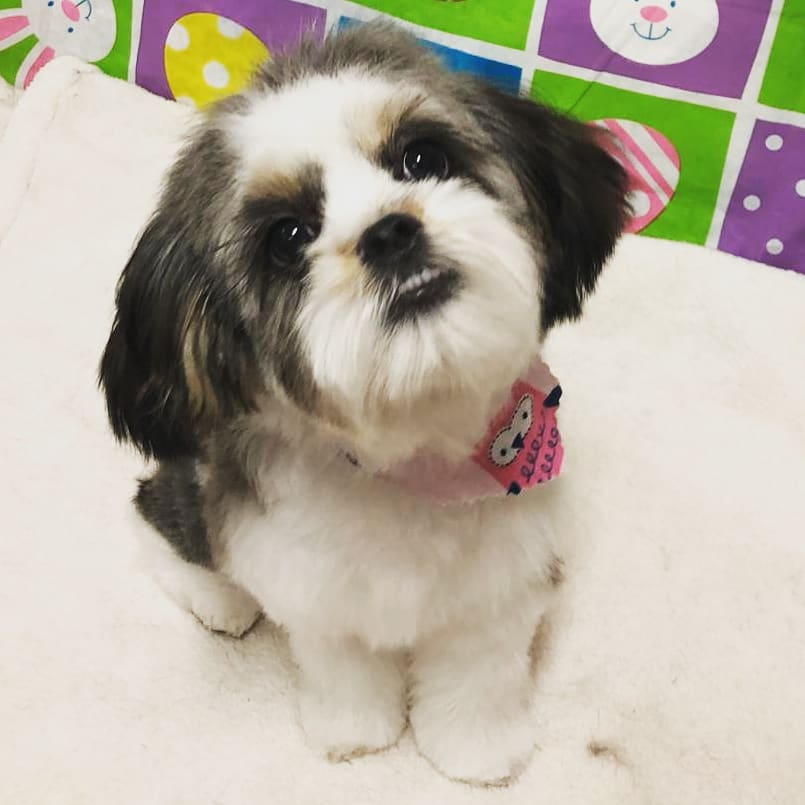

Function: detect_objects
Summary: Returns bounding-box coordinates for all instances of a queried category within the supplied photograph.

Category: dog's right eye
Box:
[402,141,450,182]
[268,218,315,266]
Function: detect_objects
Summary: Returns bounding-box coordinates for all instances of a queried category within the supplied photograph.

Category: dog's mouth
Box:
[384,263,461,325]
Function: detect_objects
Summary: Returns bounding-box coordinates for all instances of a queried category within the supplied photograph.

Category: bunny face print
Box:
[488,395,535,468]
[23,0,116,61]
[589,0,719,65]
[0,0,116,87]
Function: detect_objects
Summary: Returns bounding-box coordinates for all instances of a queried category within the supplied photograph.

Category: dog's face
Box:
[100,25,627,460]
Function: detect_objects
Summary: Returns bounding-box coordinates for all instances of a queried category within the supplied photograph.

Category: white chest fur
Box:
[220,449,559,649]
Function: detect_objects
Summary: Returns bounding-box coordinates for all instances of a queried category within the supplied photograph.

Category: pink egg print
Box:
[591,119,680,233]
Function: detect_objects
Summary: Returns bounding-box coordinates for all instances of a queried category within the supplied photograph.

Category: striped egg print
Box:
[592,119,680,233]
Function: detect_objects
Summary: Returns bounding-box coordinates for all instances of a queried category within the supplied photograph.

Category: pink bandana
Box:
[347,360,564,504]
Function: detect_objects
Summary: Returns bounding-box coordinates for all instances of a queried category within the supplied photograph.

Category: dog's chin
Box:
[300,201,542,438]
[380,296,538,403]
[297,270,540,463]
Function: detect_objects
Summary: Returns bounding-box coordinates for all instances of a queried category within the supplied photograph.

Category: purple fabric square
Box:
[719,121,805,274]
[135,0,326,99]
[539,0,771,98]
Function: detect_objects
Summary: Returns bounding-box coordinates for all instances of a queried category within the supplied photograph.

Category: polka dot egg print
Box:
[592,119,680,234]
[164,13,268,108]
[719,120,805,274]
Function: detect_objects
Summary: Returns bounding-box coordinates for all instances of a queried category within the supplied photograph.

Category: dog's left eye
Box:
[268,218,315,266]
[402,141,450,182]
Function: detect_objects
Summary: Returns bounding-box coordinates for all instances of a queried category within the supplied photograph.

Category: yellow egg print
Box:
[164,13,268,108]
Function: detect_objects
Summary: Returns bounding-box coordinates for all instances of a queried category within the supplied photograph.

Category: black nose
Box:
[357,213,423,269]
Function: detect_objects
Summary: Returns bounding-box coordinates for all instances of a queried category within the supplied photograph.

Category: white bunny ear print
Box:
[0,8,57,89]
[489,428,520,467]
[488,395,535,467]
[514,394,534,428]
[16,41,55,88]
[0,10,32,50]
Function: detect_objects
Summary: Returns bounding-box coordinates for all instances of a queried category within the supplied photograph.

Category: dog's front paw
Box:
[299,683,406,761]
[291,635,407,761]
[187,579,262,637]
[411,705,536,786]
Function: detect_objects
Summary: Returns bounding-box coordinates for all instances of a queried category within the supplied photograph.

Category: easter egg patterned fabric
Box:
[164,13,268,108]
[593,119,680,234]
[1,0,803,274]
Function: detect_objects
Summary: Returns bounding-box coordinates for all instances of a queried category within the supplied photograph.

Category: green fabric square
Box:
[0,0,132,86]
[531,71,735,245]
[93,0,133,81]
[349,0,534,50]
[0,33,35,85]
[759,0,805,115]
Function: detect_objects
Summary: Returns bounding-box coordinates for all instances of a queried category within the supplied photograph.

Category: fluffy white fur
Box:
[140,475,556,782]
[92,21,630,786]
[137,515,262,638]
[233,73,540,454]
[133,71,555,784]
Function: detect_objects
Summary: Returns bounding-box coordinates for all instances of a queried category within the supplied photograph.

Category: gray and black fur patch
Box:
[251,21,448,94]
[250,22,628,332]
[238,164,324,412]
[135,460,211,566]
[100,21,627,464]
[99,123,261,460]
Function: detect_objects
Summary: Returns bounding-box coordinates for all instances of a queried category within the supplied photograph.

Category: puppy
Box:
[100,23,627,786]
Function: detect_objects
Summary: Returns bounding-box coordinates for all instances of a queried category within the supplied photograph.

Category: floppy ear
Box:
[99,212,257,460]
[476,87,629,330]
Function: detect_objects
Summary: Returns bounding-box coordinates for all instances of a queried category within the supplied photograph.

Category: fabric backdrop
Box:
[1,0,803,274]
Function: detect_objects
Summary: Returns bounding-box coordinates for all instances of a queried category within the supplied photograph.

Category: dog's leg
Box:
[290,631,407,761]
[410,592,548,786]
[136,515,262,637]
[132,460,262,637]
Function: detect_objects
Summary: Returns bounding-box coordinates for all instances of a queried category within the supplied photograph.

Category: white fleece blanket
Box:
[1,59,804,805]
[0,80,18,137]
